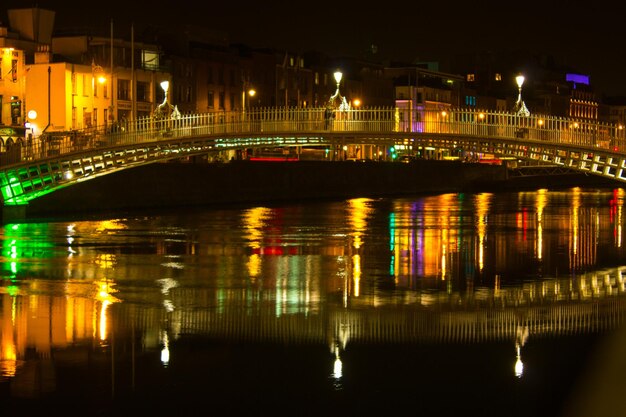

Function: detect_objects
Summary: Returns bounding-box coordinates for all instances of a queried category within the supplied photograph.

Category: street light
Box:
[160,80,169,103]
[242,88,256,112]
[514,74,530,116]
[329,70,350,111]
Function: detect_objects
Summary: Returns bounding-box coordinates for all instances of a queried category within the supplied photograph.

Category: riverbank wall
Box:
[20,160,620,218]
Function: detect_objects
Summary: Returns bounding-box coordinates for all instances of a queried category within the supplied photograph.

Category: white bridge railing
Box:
[1,106,625,166]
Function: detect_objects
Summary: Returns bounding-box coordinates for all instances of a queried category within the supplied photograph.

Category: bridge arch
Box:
[0,106,624,211]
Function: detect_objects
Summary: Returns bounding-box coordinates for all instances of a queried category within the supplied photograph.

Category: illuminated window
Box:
[495,73,502,81]
[314,72,319,85]
[466,74,475,82]
[142,50,159,70]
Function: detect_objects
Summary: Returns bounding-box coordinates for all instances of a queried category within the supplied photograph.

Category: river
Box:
[3,185,626,416]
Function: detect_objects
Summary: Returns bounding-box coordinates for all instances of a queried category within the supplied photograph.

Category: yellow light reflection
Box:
[247,253,261,279]
[94,219,128,232]
[475,193,492,272]
[1,295,17,377]
[570,188,581,269]
[536,189,547,260]
[348,198,372,250]
[242,206,272,249]
[95,253,116,269]
[348,199,371,294]
[95,279,120,341]
[353,254,361,297]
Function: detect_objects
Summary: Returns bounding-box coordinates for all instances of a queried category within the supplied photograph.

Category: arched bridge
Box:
[1,106,625,209]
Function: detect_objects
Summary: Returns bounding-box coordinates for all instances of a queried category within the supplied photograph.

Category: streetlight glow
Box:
[334,71,343,85]
[514,74,530,116]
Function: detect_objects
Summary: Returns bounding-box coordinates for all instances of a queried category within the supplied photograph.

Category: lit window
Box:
[467,74,475,82]
[495,73,502,81]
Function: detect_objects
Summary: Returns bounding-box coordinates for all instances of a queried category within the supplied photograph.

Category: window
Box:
[83,107,90,128]
[207,90,214,109]
[464,96,476,106]
[117,79,130,100]
[11,59,17,82]
[495,73,502,81]
[230,93,235,110]
[142,50,159,70]
[315,72,319,85]
[136,81,150,102]
[466,74,475,82]
[219,92,225,109]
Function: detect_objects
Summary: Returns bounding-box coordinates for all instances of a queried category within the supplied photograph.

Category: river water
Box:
[3,186,626,416]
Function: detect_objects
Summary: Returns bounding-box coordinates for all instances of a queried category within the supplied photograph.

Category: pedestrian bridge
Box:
[1,106,625,209]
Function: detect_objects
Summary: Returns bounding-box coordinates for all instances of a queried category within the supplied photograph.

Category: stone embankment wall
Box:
[22,160,615,217]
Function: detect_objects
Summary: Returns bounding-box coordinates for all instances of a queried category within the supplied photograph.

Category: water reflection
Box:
[2,188,626,414]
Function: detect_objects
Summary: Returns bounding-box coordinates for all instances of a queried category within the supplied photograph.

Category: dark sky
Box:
[5,1,626,96]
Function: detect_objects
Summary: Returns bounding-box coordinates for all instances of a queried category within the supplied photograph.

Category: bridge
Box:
[1,106,625,214]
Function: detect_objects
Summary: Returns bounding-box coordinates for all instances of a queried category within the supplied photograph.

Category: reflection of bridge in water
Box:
[113,266,626,349]
[2,107,626,211]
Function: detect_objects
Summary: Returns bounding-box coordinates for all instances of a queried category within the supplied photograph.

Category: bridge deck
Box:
[1,107,625,207]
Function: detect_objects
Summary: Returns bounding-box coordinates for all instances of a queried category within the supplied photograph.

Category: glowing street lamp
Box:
[243,88,256,112]
[160,81,169,104]
[514,74,530,116]
[329,70,350,111]
[334,71,342,90]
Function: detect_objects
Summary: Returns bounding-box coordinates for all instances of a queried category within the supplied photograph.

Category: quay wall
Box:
[22,160,617,218]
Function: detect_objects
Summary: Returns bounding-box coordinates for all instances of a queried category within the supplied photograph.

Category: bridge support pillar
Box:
[2,205,27,223]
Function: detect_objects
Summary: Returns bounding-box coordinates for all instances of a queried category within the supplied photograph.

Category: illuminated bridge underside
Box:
[0,133,329,205]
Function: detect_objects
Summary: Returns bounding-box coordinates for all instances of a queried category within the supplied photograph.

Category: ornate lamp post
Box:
[514,74,530,116]
[328,70,350,111]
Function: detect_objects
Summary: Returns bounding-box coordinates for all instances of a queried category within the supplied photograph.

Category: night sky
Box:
[4,1,626,96]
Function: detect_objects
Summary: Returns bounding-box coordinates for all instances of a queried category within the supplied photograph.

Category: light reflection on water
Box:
[1,187,626,416]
